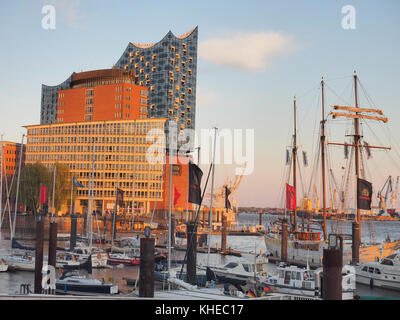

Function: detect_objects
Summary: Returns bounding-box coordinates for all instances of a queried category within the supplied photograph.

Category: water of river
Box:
[0,213,399,299]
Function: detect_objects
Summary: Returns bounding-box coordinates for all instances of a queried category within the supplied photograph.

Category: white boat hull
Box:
[264,233,400,264]
[0,264,8,272]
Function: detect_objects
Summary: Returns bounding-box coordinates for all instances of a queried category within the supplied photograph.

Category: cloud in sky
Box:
[199,31,295,72]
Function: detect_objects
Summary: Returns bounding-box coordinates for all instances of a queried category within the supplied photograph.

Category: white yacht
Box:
[264,262,356,300]
[356,251,400,291]
[197,255,269,284]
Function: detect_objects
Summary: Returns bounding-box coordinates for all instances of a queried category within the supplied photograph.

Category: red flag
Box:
[286,183,296,210]
[173,186,181,207]
[40,185,47,204]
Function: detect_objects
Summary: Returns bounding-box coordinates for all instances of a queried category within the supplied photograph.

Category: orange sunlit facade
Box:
[24,119,190,216]
[56,69,149,124]
[1,141,25,209]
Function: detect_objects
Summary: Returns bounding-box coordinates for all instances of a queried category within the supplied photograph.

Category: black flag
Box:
[225,186,231,210]
[188,161,203,204]
[357,178,372,210]
[116,188,124,207]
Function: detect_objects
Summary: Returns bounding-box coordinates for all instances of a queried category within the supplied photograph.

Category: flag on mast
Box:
[40,185,47,204]
[286,183,296,210]
[72,176,85,188]
[173,186,181,207]
[188,161,203,204]
[225,185,231,210]
[357,178,372,210]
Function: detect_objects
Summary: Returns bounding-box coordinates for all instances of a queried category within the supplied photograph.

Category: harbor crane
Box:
[204,162,247,212]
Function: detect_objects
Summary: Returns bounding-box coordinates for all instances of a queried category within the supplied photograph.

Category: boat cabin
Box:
[294,232,321,241]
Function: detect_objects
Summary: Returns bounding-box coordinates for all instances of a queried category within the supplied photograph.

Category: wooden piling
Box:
[322,247,343,300]
[186,222,197,285]
[48,221,57,268]
[34,218,44,294]
[352,222,360,265]
[70,214,77,251]
[139,237,155,297]
[221,213,227,254]
[281,218,288,262]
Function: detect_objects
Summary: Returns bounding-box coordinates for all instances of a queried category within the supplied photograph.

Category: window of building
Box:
[134,63,139,68]
[152,66,156,72]
[187,119,191,125]
[188,88,192,94]
[169,78,174,84]
[150,86,155,91]
[168,109,173,115]
[175,66,180,72]
[130,58,134,63]
[188,69,192,75]
[189,57,193,63]
[152,54,157,60]
[124,65,129,70]
[139,68,144,74]
[168,90,173,96]
[175,85,180,91]
[140,56,144,62]
[145,74,150,79]
[186,106,191,112]
[175,53,180,59]
[145,61,150,67]
[150,104,155,110]
[170,46,175,52]
[136,51,140,56]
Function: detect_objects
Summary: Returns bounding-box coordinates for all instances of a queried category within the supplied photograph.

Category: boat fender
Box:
[370,278,374,288]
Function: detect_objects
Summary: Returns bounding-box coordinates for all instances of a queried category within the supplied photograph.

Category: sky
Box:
[0,0,399,208]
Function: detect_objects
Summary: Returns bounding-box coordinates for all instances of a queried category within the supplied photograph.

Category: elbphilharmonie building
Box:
[40,27,198,149]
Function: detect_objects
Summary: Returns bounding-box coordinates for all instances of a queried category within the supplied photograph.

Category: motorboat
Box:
[197,254,270,284]
[69,243,108,268]
[355,250,400,291]
[107,253,140,266]
[264,262,356,300]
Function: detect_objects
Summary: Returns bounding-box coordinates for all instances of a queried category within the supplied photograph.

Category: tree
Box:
[13,162,50,214]
[48,162,72,214]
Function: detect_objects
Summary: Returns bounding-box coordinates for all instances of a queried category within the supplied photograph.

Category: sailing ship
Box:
[264,73,400,265]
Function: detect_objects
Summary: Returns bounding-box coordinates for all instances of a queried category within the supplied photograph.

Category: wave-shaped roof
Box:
[130,26,197,49]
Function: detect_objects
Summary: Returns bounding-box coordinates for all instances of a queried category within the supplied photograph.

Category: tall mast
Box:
[207,127,218,266]
[321,78,327,240]
[353,71,361,241]
[292,97,297,233]
[12,134,25,239]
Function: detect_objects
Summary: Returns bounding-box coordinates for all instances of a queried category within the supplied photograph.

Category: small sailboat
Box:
[56,256,118,295]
